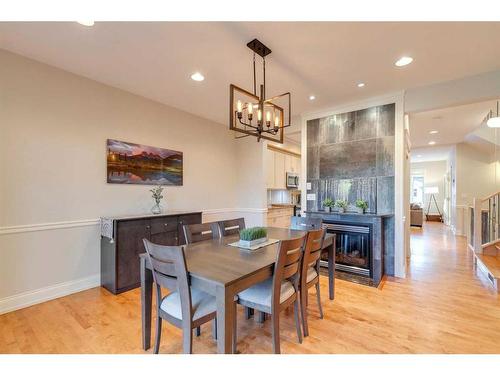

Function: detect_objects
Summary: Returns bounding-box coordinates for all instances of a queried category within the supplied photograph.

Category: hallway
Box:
[1,222,500,353]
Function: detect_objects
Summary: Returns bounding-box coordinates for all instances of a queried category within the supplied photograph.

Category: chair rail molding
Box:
[0,208,268,236]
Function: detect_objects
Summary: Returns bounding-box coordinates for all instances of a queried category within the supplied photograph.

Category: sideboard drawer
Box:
[150,216,178,234]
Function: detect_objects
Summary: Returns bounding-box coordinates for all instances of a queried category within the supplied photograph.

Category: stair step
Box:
[475,254,500,279]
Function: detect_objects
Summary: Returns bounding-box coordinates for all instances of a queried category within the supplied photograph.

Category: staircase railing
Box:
[472,190,500,254]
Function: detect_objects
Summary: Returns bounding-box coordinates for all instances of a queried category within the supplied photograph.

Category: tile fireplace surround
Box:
[306,103,396,276]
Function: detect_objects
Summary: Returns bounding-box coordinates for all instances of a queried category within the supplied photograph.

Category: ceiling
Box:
[410,145,453,163]
[1,22,500,126]
[409,99,497,148]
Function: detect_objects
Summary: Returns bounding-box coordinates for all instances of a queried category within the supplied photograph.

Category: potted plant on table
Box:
[323,198,335,213]
[239,227,268,247]
[335,199,348,213]
[355,199,368,214]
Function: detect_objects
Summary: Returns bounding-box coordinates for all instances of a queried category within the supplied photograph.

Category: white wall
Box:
[455,143,498,206]
[410,160,447,215]
[0,50,262,313]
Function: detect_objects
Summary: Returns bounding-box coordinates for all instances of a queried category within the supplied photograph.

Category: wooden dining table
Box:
[140,227,335,354]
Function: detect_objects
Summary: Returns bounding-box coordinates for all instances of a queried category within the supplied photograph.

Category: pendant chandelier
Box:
[229,39,291,143]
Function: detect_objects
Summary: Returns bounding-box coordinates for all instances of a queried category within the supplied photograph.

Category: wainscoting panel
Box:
[0,207,267,314]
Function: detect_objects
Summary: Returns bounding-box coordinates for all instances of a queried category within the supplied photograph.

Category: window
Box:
[411,175,424,205]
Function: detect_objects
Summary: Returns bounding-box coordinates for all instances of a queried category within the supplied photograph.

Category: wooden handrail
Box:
[482,190,500,202]
[482,238,500,249]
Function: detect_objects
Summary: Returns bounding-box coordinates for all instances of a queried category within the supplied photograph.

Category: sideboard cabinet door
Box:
[116,219,150,291]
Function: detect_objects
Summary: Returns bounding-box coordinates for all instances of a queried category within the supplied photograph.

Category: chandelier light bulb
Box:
[237,100,242,113]
[275,115,280,127]
[257,109,262,122]
[247,103,253,114]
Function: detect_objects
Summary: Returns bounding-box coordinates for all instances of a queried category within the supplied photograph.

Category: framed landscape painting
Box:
[106,139,183,185]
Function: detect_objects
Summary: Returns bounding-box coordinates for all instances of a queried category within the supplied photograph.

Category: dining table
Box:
[140,227,335,354]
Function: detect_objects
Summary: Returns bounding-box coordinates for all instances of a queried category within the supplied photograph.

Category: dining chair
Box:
[143,239,217,354]
[290,216,323,230]
[299,228,326,337]
[182,221,221,338]
[183,222,220,244]
[218,217,245,236]
[234,234,307,354]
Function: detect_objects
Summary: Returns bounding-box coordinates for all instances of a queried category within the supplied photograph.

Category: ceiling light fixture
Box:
[429,130,439,134]
[487,101,500,128]
[395,56,413,67]
[309,95,316,101]
[357,83,365,88]
[417,155,422,158]
[230,39,291,143]
[428,141,436,145]
[190,72,205,82]
[77,20,94,26]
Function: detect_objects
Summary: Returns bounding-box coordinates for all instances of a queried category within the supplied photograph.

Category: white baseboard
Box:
[0,274,100,315]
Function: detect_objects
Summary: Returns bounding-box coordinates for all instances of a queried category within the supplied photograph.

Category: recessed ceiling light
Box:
[190,72,205,82]
[429,130,439,134]
[309,95,316,101]
[357,83,365,88]
[428,141,436,145]
[77,20,94,26]
[417,155,422,158]
[395,56,413,67]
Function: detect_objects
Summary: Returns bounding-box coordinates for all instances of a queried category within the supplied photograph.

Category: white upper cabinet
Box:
[265,145,301,190]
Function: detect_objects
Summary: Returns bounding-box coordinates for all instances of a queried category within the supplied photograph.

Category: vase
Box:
[327,206,332,213]
[151,202,162,214]
[355,207,364,214]
[338,207,345,213]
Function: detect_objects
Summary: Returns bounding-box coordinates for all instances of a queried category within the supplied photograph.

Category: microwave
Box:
[286,172,299,189]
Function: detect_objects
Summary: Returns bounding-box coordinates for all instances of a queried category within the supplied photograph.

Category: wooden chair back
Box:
[271,235,307,311]
[290,216,323,231]
[218,218,246,236]
[142,239,192,321]
[183,222,220,244]
[302,229,326,275]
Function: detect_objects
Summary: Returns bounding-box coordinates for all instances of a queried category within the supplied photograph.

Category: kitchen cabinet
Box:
[100,211,202,294]
[266,145,301,190]
[274,152,286,189]
[266,206,294,228]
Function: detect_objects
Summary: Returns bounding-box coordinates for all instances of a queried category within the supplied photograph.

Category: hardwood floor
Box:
[1,222,500,354]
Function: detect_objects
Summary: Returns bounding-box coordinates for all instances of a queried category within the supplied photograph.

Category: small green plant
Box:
[355,199,368,210]
[150,185,164,204]
[335,199,348,209]
[323,198,335,208]
[240,227,267,241]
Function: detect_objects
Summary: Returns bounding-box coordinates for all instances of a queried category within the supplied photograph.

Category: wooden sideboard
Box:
[100,211,202,294]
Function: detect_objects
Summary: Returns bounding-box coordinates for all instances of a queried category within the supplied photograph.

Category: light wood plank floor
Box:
[1,222,500,354]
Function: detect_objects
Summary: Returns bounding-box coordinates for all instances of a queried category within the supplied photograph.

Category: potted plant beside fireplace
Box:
[355,199,368,214]
[335,199,348,213]
[323,198,334,212]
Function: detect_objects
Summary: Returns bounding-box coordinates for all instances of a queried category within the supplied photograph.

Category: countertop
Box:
[101,210,202,221]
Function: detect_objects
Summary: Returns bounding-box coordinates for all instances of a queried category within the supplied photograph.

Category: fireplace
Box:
[322,222,372,278]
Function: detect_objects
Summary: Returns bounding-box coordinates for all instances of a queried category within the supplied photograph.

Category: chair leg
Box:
[257,311,266,323]
[183,326,193,354]
[195,326,201,337]
[300,289,309,337]
[244,307,253,319]
[271,313,280,354]
[293,299,303,344]
[212,318,217,341]
[315,282,324,319]
[153,316,162,354]
[233,303,237,354]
